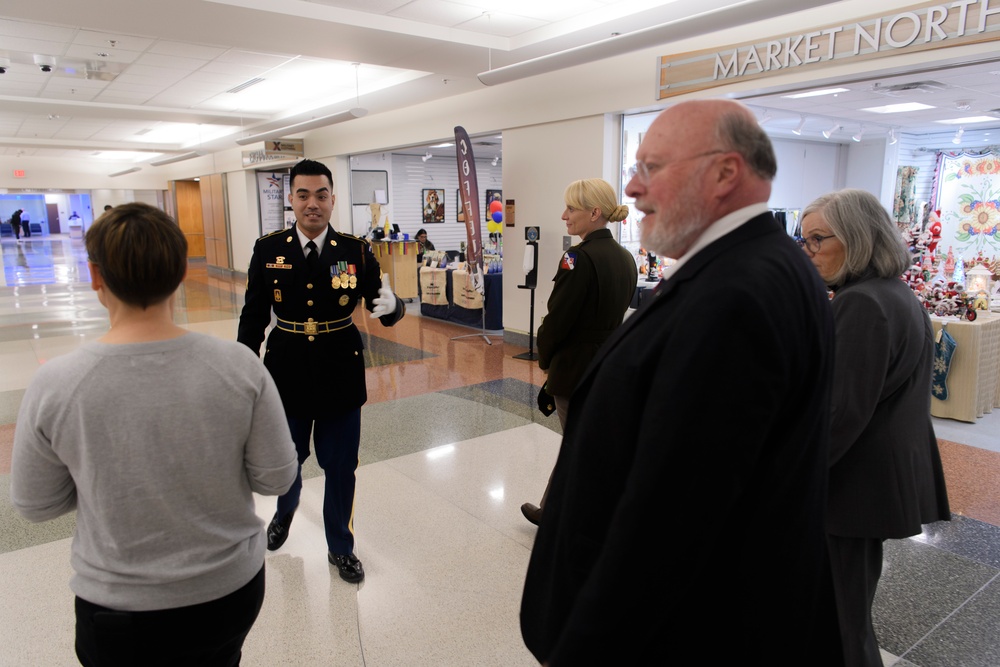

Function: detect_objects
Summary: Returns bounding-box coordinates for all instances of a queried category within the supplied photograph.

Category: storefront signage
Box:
[657,0,1000,98]
[241,139,304,167]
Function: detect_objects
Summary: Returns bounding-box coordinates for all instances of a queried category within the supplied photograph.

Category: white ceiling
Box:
[1,0,999,166]
[741,56,1000,147]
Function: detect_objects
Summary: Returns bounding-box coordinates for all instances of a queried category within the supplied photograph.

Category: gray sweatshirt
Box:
[11,332,297,611]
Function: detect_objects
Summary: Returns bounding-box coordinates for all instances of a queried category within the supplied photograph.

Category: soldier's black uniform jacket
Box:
[237,224,404,418]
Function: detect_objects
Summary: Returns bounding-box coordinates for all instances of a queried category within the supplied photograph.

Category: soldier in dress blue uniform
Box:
[238,159,403,583]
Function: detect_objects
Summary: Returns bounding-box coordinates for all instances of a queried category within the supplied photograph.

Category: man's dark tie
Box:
[306,240,318,275]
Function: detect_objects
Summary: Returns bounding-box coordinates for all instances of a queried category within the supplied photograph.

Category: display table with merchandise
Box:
[372,240,418,299]
[419,266,502,330]
[631,280,660,309]
[930,313,1000,422]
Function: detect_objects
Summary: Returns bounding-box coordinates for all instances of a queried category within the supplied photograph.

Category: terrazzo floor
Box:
[0,234,998,666]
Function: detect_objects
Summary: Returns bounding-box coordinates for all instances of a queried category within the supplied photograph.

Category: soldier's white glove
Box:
[370,274,398,319]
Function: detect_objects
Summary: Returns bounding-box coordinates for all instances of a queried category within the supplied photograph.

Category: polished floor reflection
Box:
[1,234,999,666]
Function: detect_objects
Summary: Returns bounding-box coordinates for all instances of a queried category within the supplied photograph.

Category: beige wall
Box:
[501,115,620,336]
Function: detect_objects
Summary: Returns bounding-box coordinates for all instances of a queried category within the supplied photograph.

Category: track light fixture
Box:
[852,125,865,142]
[888,128,898,145]
[792,116,806,135]
[235,108,367,146]
[822,123,841,139]
[952,126,965,145]
[491,156,499,166]
[422,152,432,162]
[149,151,203,167]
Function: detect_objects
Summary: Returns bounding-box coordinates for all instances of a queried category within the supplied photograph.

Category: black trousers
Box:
[75,565,265,667]
[827,534,884,667]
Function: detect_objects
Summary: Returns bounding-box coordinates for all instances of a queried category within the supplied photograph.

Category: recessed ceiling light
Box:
[782,87,849,99]
[936,116,997,124]
[860,102,935,114]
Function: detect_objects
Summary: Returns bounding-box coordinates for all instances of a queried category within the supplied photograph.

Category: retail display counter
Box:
[631,280,660,309]
[419,266,502,330]
[930,313,1000,422]
[372,240,418,299]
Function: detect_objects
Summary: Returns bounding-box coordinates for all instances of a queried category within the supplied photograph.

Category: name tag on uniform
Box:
[267,256,292,269]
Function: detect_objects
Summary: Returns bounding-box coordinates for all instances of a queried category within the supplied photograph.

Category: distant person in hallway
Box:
[238,159,405,584]
[519,178,636,526]
[800,189,950,666]
[10,202,297,666]
[20,210,30,237]
[10,208,22,240]
[520,100,840,662]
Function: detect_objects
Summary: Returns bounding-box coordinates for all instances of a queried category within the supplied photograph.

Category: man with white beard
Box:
[520,100,842,663]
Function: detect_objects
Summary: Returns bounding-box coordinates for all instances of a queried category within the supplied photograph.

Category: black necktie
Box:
[306,240,318,275]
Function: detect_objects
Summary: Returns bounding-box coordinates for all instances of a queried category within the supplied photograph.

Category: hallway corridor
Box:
[1,234,998,666]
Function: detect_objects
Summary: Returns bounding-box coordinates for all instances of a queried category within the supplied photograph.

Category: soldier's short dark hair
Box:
[290,159,333,189]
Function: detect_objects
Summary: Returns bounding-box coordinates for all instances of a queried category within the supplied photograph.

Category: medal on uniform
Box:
[339,294,350,306]
[347,264,357,289]
[339,271,349,286]
[332,275,342,289]
[349,275,357,289]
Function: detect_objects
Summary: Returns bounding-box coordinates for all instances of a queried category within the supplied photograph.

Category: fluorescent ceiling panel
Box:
[861,102,936,114]
[935,116,997,124]
[782,87,849,99]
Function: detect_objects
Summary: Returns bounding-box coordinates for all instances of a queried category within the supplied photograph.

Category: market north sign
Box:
[657,0,1000,99]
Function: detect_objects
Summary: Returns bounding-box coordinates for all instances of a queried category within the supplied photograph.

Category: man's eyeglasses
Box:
[627,150,725,186]
[795,234,837,253]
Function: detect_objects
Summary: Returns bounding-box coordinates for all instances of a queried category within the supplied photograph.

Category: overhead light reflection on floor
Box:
[425,444,455,460]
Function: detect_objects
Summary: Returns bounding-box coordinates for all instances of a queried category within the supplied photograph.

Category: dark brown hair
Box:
[86,202,187,309]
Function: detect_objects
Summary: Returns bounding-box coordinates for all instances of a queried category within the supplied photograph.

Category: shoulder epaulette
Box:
[334,231,369,244]
[257,227,290,241]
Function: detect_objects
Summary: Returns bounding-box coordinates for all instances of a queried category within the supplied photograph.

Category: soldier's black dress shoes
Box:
[329,552,365,583]
[266,510,295,551]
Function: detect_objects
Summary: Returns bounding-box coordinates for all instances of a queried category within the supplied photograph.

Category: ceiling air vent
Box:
[227,77,264,94]
[871,80,948,96]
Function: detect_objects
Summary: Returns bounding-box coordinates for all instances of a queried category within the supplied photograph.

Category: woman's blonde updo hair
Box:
[564,178,629,223]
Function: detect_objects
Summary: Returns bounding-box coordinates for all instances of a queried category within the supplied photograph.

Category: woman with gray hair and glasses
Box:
[799,188,950,666]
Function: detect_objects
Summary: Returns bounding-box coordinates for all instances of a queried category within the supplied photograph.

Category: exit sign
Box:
[13,169,25,178]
